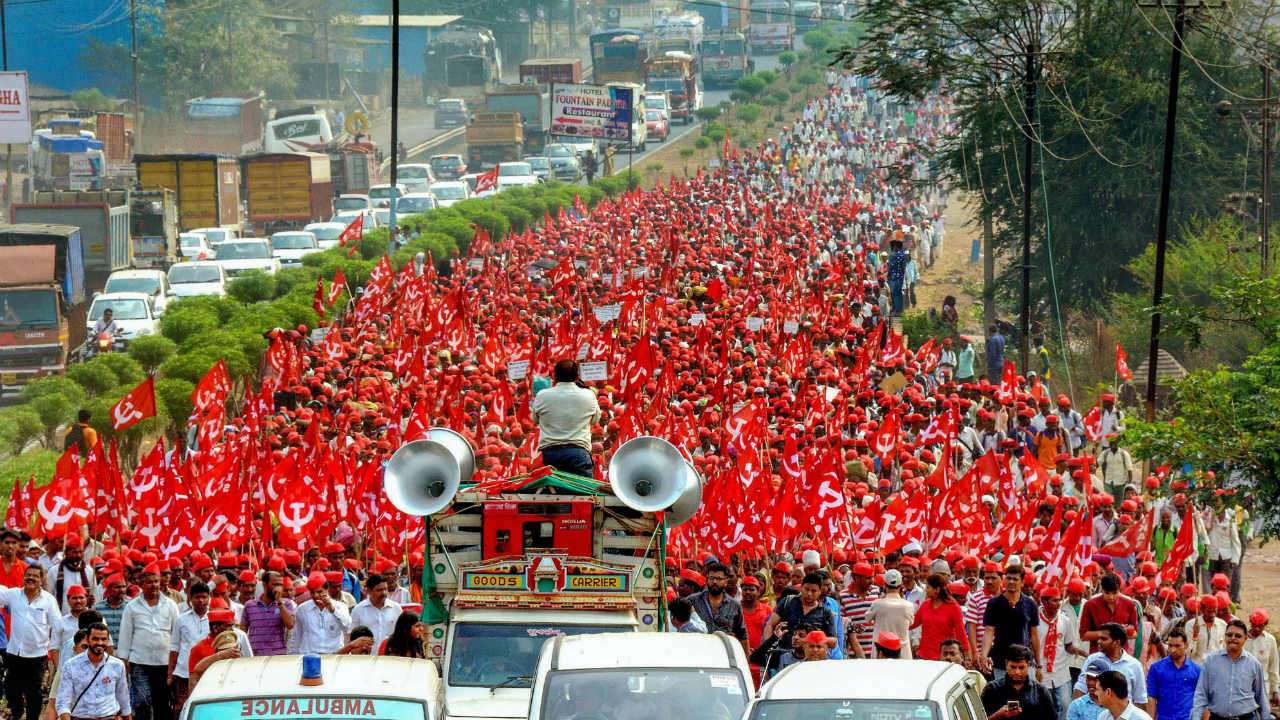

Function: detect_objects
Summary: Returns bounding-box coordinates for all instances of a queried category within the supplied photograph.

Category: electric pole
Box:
[1263,63,1272,273]
[2,0,10,215]
[389,0,400,243]
[1019,41,1038,372]
[131,0,140,153]
[1142,0,1189,421]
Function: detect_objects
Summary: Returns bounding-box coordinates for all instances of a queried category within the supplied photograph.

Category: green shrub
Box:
[702,121,726,143]
[901,310,954,346]
[155,378,195,433]
[66,362,119,396]
[755,70,778,86]
[160,304,221,345]
[128,334,177,373]
[796,68,822,86]
[729,90,749,104]
[694,106,722,122]
[0,406,43,456]
[736,104,763,124]
[274,266,320,298]
[95,353,144,387]
[778,51,798,68]
[803,30,833,53]
[0,449,60,499]
[694,136,711,150]
[226,270,277,304]
[735,75,767,98]
[21,375,86,407]
[31,392,76,448]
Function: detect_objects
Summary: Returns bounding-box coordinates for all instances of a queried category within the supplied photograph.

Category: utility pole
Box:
[1262,63,1272,274]
[1019,41,1038,372]
[322,2,331,104]
[1143,0,1188,421]
[389,0,400,244]
[2,0,11,215]
[130,0,140,152]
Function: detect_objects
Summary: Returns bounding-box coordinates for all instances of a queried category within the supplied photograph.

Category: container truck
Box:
[178,94,265,155]
[243,153,334,234]
[465,112,524,169]
[702,29,753,87]
[130,189,180,269]
[749,0,794,53]
[0,224,88,395]
[645,53,699,123]
[518,58,585,85]
[135,154,242,232]
[590,29,650,86]
[30,119,106,192]
[12,191,132,280]
[485,87,550,155]
[330,142,381,196]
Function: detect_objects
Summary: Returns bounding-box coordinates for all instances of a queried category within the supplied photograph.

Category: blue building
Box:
[342,15,463,79]
[7,0,141,94]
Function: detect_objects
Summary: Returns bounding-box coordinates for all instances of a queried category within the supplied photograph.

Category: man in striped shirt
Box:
[966,561,1002,662]
[840,562,880,657]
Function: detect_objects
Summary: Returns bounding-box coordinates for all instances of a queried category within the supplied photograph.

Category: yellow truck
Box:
[135,154,242,232]
[465,112,525,170]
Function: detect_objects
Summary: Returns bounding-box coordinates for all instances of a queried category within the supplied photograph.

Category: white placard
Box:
[507,360,530,381]
[309,327,330,344]
[709,158,721,168]
[0,73,32,144]
[689,312,706,326]
[745,316,765,331]
[467,258,484,270]
[822,386,840,402]
[593,303,622,322]
[580,361,608,382]
[783,321,799,335]
[576,342,590,361]
[631,266,649,278]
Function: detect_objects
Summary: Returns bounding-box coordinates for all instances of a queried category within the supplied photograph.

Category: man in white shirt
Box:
[532,360,601,478]
[1189,594,1227,663]
[53,584,91,669]
[46,533,95,613]
[1036,586,1087,720]
[2,563,61,720]
[168,580,212,710]
[118,563,179,720]
[1095,669,1152,720]
[56,623,132,720]
[350,572,402,649]
[288,573,351,655]
[1245,609,1280,705]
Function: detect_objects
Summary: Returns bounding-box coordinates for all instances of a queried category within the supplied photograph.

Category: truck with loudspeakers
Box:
[382,431,702,720]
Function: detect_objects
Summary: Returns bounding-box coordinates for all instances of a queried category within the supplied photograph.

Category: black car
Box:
[435,98,469,129]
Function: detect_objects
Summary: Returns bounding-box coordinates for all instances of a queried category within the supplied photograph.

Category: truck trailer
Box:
[0,224,88,395]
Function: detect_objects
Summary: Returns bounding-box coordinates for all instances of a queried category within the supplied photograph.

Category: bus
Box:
[589,29,650,85]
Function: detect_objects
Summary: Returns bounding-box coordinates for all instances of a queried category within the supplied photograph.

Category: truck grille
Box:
[0,345,62,368]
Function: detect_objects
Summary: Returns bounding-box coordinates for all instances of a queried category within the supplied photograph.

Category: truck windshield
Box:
[448,623,629,688]
[217,243,270,260]
[750,700,938,720]
[541,669,748,720]
[105,277,161,295]
[0,290,58,329]
[89,298,148,321]
[189,697,427,720]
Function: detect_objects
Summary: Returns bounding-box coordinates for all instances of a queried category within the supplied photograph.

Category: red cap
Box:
[306,572,326,591]
[1181,582,1198,597]
[772,561,792,573]
[266,556,286,572]
[141,562,162,576]
[105,573,126,587]
[1067,577,1087,594]
[741,576,761,588]
[1200,594,1219,610]
[237,570,256,584]
[190,554,213,571]
[207,609,236,624]
[1040,585,1062,599]
[679,568,705,586]
[852,562,874,577]
[324,571,343,587]
[67,585,87,598]
[875,631,903,651]
[323,541,345,555]
[216,552,237,569]
[801,630,830,646]
[1251,608,1270,626]
[1211,573,1231,590]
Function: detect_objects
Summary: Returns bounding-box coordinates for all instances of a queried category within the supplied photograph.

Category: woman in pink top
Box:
[912,573,973,661]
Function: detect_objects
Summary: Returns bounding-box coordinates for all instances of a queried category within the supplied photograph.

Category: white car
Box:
[496,162,540,191]
[644,92,671,122]
[396,192,438,216]
[428,180,471,208]
[557,137,598,158]
[304,221,347,250]
[103,269,174,316]
[178,232,213,261]
[750,660,986,720]
[330,209,379,229]
[167,262,227,298]
[213,239,280,278]
[189,227,238,247]
[369,183,407,208]
[332,194,371,213]
[87,292,159,347]
[269,231,322,268]
[397,163,436,193]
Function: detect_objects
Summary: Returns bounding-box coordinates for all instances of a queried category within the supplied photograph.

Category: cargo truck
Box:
[590,29,650,86]
[0,224,88,396]
[180,95,266,155]
[485,87,550,155]
[135,154,242,232]
[748,0,794,53]
[465,112,524,169]
[645,53,699,123]
[702,29,753,87]
[330,142,381,196]
[243,153,334,234]
[518,58,585,85]
[31,119,106,192]
[12,191,132,279]
[130,189,180,269]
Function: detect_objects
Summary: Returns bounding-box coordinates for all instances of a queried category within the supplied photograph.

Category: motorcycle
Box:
[83,328,124,360]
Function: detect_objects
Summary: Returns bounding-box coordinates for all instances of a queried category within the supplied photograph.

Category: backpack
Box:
[64,423,85,453]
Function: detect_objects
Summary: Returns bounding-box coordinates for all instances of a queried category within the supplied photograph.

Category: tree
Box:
[0,406,43,456]
[128,335,177,374]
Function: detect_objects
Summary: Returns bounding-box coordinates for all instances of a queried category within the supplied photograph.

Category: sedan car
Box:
[190,227,237,249]
[86,292,158,348]
[524,155,552,181]
[544,143,582,181]
[104,269,174,316]
[397,164,435,193]
[178,232,213,261]
[428,180,471,208]
[304,222,347,250]
[330,210,379,229]
[269,231,322,268]
[396,193,438,216]
[332,194,372,213]
[368,184,407,208]
[645,109,670,142]
[496,162,541,192]
[167,262,227,298]
[429,153,467,180]
[435,98,469,128]
[214,239,280,278]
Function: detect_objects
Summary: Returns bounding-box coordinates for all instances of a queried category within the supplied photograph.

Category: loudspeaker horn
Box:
[383,428,473,516]
[608,436,692,513]
[664,461,704,527]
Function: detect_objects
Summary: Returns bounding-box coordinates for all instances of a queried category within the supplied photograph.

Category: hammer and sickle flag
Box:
[110,376,157,432]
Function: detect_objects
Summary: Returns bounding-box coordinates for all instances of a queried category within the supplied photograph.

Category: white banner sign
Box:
[580,361,608,382]
[783,321,799,335]
[689,312,706,326]
[0,72,32,144]
[593,303,622,323]
[745,316,765,332]
[507,360,530,381]
[549,83,634,141]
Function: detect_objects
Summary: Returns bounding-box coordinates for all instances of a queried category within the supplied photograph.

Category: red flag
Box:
[337,213,364,247]
[1101,509,1153,557]
[1083,405,1103,442]
[1042,510,1090,583]
[110,376,157,432]
[4,476,29,530]
[190,360,230,416]
[327,268,347,306]
[1159,503,1197,584]
[474,166,500,194]
[312,278,326,315]
[1116,344,1133,381]
[871,411,900,467]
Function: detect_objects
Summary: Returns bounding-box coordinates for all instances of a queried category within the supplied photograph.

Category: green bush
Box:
[802,29,834,54]
[735,75,767,98]
[274,266,320,298]
[901,310,954,346]
[796,68,822,86]
[66,362,120,396]
[0,449,60,499]
[160,304,221,345]
[694,136,711,150]
[755,70,778,86]
[702,121,727,143]
[95,353,144,388]
[31,392,76,448]
[694,106,722,122]
[21,375,86,407]
[128,334,177,373]
[778,51,798,68]
[0,406,43,456]
[227,270,277,304]
[736,104,764,124]
[155,378,195,433]
[729,90,749,104]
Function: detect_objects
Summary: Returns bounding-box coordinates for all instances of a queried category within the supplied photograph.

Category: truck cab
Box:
[264,112,335,153]
[0,225,86,396]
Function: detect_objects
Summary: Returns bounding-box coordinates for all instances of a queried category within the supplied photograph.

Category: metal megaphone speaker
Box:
[383,428,473,516]
[608,436,701,518]
[664,460,704,527]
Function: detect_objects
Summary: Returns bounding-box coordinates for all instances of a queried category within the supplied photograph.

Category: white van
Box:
[748,660,987,720]
[265,113,335,153]
[181,655,444,720]
[528,632,752,720]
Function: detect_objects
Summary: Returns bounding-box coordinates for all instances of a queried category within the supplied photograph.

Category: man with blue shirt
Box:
[1074,623,1147,705]
[1148,629,1200,720]
[1068,659,1110,720]
[1191,619,1270,720]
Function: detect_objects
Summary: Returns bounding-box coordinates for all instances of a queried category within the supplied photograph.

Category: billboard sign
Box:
[550,83,633,142]
[0,72,32,144]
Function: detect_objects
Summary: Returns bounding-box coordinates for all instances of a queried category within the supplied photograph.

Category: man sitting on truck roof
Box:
[532,359,601,478]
